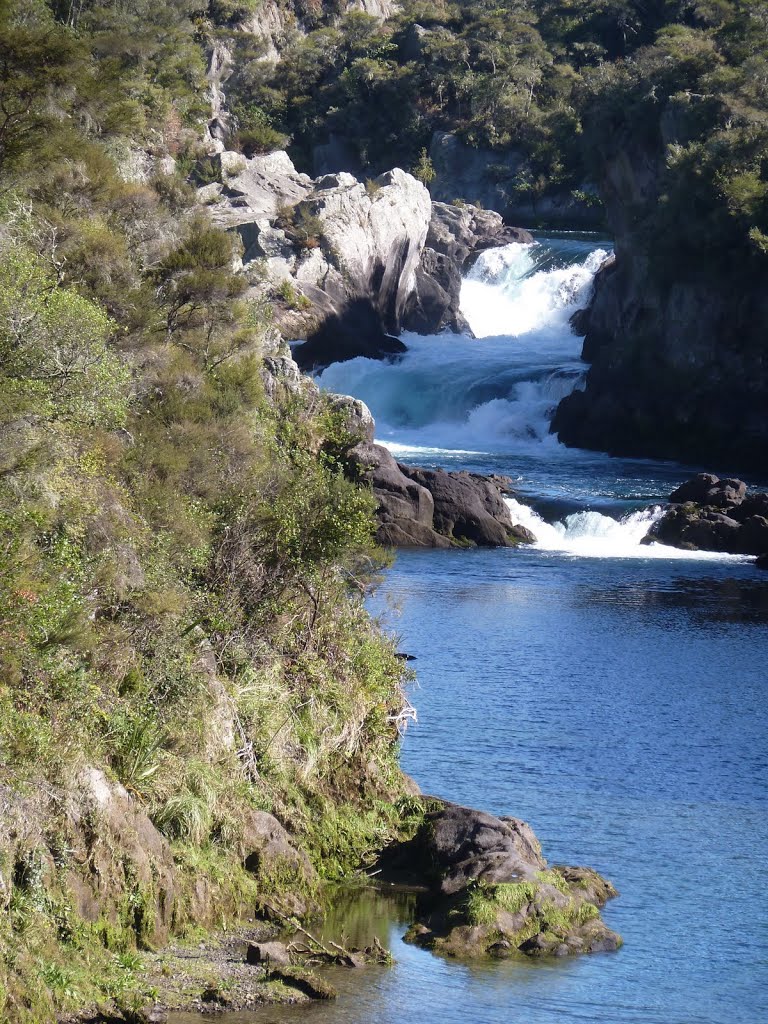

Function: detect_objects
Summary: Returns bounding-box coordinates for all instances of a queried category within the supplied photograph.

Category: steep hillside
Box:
[0,2,415,1019]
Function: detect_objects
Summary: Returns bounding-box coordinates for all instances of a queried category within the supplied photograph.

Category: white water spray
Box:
[318,241,608,452]
[461,243,608,338]
[504,498,747,561]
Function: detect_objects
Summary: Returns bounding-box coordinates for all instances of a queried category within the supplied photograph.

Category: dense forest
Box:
[224,0,768,264]
[1,0,766,1018]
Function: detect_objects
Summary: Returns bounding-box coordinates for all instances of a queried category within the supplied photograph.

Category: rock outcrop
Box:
[378,800,621,960]
[347,442,536,548]
[201,150,537,365]
[643,474,768,555]
[240,0,397,65]
[202,154,431,368]
[552,124,768,469]
[403,202,533,334]
[428,131,604,228]
[0,770,176,947]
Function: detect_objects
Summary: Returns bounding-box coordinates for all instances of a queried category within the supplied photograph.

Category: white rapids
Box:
[317,237,749,562]
[504,499,747,561]
[318,242,607,453]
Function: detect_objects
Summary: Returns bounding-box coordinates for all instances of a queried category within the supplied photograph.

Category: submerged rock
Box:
[378,800,621,960]
[347,442,535,548]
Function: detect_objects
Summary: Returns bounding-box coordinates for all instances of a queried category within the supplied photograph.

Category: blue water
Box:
[172,236,768,1024]
[366,548,768,1024]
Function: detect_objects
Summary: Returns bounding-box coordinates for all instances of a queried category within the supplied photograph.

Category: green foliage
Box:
[411,147,436,185]
[232,105,290,155]
[580,4,768,271]
[109,712,166,793]
[0,7,411,1004]
[0,240,128,428]
[276,279,311,309]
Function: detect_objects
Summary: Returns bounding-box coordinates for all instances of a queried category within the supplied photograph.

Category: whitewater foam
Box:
[505,498,749,561]
[317,240,606,453]
[461,243,608,338]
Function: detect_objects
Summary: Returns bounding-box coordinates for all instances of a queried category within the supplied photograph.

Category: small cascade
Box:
[317,239,608,453]
[504,499,746,561]
[461,243,608,339]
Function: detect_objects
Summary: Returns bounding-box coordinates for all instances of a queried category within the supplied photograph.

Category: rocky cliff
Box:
[429,132,604,230]
[553,129,768,470]
[198,150,529,368]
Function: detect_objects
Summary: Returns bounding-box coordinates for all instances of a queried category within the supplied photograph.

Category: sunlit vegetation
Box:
[0,1,413,1018]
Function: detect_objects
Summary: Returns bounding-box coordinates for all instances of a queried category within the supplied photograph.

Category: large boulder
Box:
[378,800,621,960]
[347,442,448,548]
[643,474,768,555]
[404,465,535,547]
[668,473,746,508]
[421,802,546,896]
[347,442,535,548]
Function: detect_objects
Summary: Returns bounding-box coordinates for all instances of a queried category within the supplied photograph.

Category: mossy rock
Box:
[267,965,337,1000]
[405,866,621,960]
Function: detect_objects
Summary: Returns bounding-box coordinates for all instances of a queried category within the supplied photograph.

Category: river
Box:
[178,236,768,1024]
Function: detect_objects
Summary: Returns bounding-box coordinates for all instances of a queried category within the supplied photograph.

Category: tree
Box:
[0,239,128,428]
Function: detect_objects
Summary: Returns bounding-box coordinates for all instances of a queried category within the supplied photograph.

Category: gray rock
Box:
[644,478,768,555]
[423,802,546,895]
[347,442,532,548]
[735,515,768,554]
[208,154,431,365]
[552,124,768,468]
[212,150,314,224]
[325,393,375,444]
[669,474,746,508]
[246,941,292,967]
[241,809,315,885]
[347,442,442,546]
[428,132,603,227]
[403,466,535,547]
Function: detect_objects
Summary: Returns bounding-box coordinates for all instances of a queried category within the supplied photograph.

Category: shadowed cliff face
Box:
[553,131,768,470]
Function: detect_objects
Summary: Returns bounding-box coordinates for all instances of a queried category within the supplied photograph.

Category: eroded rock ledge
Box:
[377,800,621,959]
[643,473,768,556]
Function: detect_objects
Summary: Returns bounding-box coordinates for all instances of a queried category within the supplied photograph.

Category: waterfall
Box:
[317,236,747,560]
[317,240,608,454]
